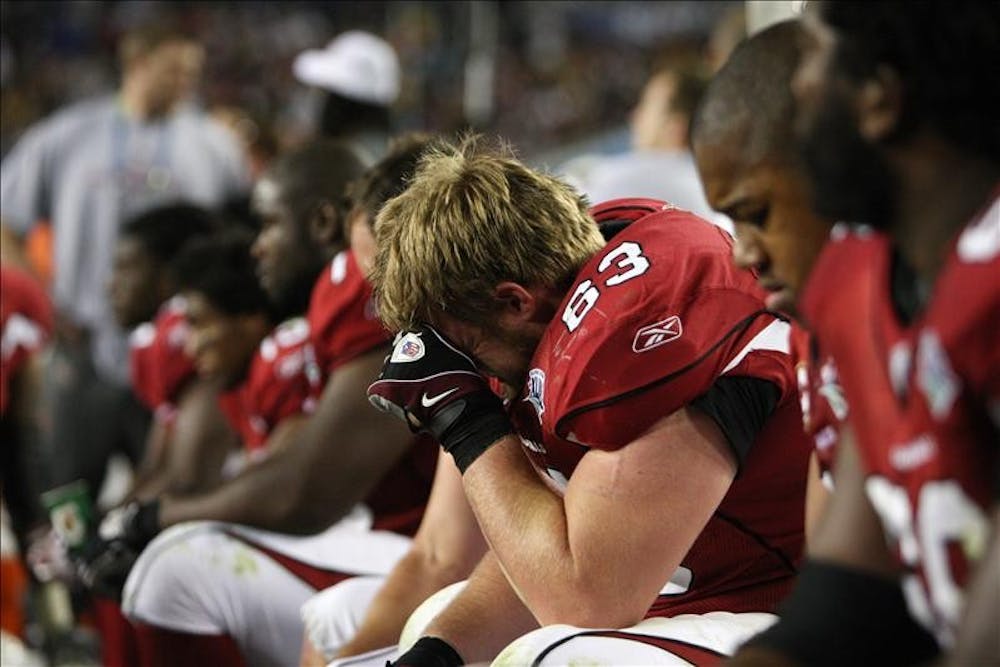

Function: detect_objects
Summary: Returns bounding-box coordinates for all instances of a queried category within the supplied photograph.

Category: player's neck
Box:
[890,137,999,284]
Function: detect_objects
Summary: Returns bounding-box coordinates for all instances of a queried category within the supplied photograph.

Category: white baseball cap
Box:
[293,30,401,107]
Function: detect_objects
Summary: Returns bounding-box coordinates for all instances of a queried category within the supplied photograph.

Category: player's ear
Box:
[493,281,536,322]
[309,200,342,248]
[857,64,903,143]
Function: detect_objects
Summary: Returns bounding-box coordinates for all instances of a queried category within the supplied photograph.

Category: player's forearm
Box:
[423,552,539,663]
[338,548,472,657]
[946,507,1000,667]
[462,437,603,623]
[158,448,323,533]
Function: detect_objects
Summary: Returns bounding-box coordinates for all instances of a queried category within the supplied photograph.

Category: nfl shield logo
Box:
[390,332,426,363]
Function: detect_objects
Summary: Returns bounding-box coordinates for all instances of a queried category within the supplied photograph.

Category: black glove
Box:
[390,637,464,667]
[75,500,161,600]
[368,326,514,474]
[75,535,140,600]
[99,499,161,550]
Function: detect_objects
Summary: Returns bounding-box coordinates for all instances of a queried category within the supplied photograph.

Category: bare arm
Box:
[129,378,238,501]
[804,452,832,546]
[947,505,1000,667]
[335,455,488,658]
[158,347,414,534]
[462,406,737,629]
[423,551,540,663]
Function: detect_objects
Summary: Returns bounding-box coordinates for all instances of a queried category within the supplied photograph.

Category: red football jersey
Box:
[217,317,322,453]
[511,199,810,618]
[801,198,999,647]
[307,252,437,536]
[307,250,387,377]
[789,323,845,485]
[0,266,53,414]
[129,296,196,422]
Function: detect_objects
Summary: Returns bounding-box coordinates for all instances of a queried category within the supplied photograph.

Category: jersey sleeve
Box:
[240,317,321,452]
[0,266,54,413]
[307,250,390,376]
[546,211,794,451]
[127,298,196,419]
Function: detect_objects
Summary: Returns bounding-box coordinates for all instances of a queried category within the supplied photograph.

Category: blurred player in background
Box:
[109,204,236,503]
[733,3,999,665]
[0,20,249,512]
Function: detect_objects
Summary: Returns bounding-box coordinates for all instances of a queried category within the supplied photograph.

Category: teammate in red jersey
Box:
[691,22,844,539]
[108,204,235,501]
[295,135,490,667]
[1,265,53,553]
[361,136,811,666]
[102,140,435,667]
[732,3,999,666]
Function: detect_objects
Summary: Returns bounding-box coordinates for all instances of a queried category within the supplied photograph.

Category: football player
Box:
[109,204,235,502]
[732,3,999,666]
[110,141,436,666]
[363,137,812,665]
[691,21,843,539]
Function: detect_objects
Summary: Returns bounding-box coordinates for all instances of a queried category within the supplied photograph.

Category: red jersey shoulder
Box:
[0,266,53,413]
[930,198,1000,402]
[129,296,196,415]
[307,250,389,376]
[238,317,321,451]
[529,211,792,450]
[800,225,891,338]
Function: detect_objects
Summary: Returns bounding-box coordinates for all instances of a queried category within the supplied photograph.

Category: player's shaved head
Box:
[691,20,802,167]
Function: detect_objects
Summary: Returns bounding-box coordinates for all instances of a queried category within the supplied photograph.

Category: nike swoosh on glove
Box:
[368,325,514,473]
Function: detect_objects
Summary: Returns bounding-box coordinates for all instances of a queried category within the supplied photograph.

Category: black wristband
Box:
[124,500,161,549]
[744,559,940,666]
[432,393,515,474]
[392,636,464,667]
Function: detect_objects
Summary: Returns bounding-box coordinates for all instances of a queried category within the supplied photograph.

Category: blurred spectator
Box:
[704,5,747,72]
[293,30,400,163]
[560,62,729,230]
[0,20,249,504]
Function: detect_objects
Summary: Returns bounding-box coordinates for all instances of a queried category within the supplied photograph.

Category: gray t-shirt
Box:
[0,95,249,383]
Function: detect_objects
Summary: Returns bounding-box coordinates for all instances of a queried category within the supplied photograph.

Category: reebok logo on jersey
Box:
[421,388,459,408]
[632,316,682,353]
[390,332,425,363]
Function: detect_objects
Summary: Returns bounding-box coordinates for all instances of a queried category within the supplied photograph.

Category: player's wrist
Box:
[391,636,463,667]
[431,391,514,474]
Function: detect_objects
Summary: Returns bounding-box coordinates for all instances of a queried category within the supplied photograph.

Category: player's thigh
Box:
[301,575,386,661]
[122,522,314,637]
[493,612,777,667]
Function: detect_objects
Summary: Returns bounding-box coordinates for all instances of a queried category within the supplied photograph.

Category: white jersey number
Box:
[865,475,988,646]
[562,242,650,333]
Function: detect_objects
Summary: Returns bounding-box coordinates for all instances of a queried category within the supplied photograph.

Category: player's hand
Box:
[99,499,161,551]
[75,535,140,601]
[367,325,514,473]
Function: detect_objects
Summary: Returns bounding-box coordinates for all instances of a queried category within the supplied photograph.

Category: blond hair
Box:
[371,135,605,331]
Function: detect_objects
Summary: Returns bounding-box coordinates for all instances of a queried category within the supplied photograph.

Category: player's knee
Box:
[122,523,227,628]
[301,576,384,658]
[493,625,582,667]
[398,581,468,652]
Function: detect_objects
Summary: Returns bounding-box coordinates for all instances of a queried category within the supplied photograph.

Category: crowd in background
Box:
[1,1,740,162]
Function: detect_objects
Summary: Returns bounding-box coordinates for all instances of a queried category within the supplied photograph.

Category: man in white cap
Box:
[293,30,401,163]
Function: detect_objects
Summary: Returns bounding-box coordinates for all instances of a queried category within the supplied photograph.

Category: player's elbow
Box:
[532,586,648,629]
